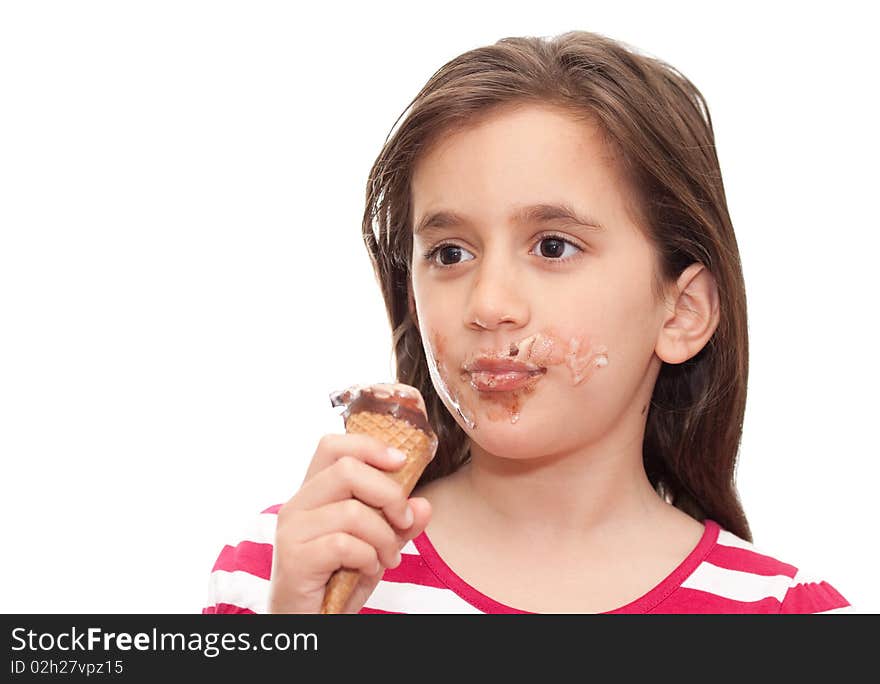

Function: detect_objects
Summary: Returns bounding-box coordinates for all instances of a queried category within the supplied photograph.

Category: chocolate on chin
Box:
[320,382,438,614]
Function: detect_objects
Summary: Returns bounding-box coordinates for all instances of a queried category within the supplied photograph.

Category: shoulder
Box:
[671,523,853,614]
[202,504,281,614]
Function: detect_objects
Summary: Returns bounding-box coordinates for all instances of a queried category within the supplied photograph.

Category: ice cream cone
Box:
[320,383,438,614]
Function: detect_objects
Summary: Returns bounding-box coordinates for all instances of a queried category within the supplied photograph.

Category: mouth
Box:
[467,368,547,392]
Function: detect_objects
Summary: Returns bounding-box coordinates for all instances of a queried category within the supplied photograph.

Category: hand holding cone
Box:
[320,382,438,614]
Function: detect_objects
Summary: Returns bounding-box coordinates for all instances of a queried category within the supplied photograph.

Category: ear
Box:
[656,263,720,365]
[407,278,420,331]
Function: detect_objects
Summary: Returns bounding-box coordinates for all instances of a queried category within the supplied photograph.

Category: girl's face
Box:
[409,104,668,460]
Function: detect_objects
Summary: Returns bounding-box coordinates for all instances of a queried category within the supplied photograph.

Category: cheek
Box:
[410,274,450,323]
[571,257,661,357]
[409,271,434,319]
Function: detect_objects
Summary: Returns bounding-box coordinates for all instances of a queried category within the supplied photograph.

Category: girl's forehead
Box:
[411,107,624,219]
[414,105,611,176]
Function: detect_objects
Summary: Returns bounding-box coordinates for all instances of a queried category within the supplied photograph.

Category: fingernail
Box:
[387,447,407,463]
[403,504,414,528]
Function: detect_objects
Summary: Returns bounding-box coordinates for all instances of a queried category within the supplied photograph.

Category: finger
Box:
[304,432,409,483]
[295,499,401,568]
[380,498,432,569]
[299,532,381,578]
[396,497,432,545]
[294,455,413,530]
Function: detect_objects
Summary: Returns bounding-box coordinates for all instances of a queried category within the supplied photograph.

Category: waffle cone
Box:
[320,410,435,614]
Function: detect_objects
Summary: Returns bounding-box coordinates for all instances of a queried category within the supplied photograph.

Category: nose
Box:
[464,250,529,331]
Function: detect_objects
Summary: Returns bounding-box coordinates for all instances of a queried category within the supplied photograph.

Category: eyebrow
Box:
[414,202,605,236]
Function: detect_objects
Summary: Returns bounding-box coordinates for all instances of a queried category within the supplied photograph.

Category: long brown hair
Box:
[361,30,751,541]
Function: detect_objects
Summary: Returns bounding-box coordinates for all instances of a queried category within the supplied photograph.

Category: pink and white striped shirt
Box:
[204,504,851,614]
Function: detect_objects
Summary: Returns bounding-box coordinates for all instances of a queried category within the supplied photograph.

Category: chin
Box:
[466,416,551,456]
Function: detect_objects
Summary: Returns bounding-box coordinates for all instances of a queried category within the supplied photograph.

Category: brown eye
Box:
[530,235,581,262]
[438,245,463,265]
[539,237,565,258]
[425,243,474,268]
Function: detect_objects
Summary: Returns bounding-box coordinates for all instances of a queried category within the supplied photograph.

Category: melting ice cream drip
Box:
[565,339,609,385]
[424,339,477,430]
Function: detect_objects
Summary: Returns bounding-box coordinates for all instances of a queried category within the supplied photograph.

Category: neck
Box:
[461,403,668,545]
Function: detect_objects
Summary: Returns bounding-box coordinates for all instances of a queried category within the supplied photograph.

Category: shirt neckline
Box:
[411,518,721,614]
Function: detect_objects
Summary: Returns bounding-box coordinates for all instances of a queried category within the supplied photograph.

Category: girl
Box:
[204,30,850,614]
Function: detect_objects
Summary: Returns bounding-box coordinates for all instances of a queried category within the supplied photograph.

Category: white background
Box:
[1,1,877,613]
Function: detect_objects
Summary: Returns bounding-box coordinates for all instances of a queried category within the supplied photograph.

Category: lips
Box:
[464,357,546,392]
[463,353,547,392]
[464,358,543,373]
[468,369,545,392]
